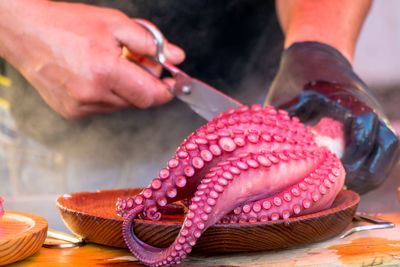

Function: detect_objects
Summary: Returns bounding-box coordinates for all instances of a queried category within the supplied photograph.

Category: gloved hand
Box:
[265,42,399,194]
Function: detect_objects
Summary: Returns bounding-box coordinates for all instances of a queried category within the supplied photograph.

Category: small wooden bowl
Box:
[0,211,48,265]
[57,188,359,253]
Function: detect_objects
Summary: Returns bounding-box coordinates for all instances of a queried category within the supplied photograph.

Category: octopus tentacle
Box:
[117,104,323,220]
[122,148,345,267]
[120,105,346,266]
[220,149,344,223]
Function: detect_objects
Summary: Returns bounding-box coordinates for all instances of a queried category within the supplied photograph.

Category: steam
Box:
[2,0,284,195]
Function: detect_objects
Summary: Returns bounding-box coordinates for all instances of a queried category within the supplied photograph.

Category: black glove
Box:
[265,41,399,194]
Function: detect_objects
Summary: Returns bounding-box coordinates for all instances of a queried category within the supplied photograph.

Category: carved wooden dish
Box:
[0,211,48,265]
[57,188,359,253]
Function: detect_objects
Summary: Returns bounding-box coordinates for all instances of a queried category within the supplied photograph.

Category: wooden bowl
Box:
[57,188,359,253]
[0,211,48,265]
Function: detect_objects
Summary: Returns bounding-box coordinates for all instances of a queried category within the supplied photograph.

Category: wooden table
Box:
[7,213,400,267]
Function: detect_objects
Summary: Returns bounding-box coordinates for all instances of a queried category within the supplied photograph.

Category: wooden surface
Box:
[0,211,48,265]
[57,188,359,252]
[7,213,400,267]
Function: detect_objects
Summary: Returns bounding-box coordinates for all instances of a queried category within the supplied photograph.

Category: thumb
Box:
[266,91,322,123]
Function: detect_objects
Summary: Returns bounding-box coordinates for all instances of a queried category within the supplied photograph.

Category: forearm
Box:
[0,0,47,65]
[275,0,372,64]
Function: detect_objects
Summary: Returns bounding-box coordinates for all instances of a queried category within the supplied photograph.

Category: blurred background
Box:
[354,0,400,89]
[352,0,400,214]
[2,0,400,233]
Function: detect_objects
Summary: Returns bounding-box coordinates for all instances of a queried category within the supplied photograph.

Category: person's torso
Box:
[0,0,283,192]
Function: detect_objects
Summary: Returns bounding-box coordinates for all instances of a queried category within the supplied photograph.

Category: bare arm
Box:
[0,0,185,119]
[276,0,372,63]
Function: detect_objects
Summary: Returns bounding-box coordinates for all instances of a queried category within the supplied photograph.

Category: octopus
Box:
[116,104,346,267]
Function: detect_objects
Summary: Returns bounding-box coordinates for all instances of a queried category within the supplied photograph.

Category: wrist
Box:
[0,0,48,61]
[284,41,352,70]
[283,28,356,65]
[276,0,372,65]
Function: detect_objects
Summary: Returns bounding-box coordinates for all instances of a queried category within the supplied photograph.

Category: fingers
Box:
[109,19,184,109]
[67,17,182,117]
[60,87,139,119]
[164,43,186,65]
[121,46,163,76]
[109,57,174,108]
[65,105,122,120]
[113,19,185,65]
[162,77,176,89]
[274,91,392,195]
[279,92,327,123]
[345,122,400,194]
[368,124,399,179]
[107,89,132,107]
[341,113,378,174]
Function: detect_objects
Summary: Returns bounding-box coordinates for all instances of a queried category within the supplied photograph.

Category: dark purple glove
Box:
[265,42,399,194]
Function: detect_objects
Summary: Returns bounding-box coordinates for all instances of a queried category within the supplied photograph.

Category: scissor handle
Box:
[134,19,166,64]
[134,19,182,77]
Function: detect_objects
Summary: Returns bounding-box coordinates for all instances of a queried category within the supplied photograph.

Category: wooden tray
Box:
[57,188,359,253]
[0,211,48,265]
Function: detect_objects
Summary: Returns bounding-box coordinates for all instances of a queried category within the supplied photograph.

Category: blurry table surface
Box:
[3,163,400,266]
[4,213,400,267]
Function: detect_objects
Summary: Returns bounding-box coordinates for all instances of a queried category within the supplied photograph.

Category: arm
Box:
[276,0,372,63]
[0,0,185,119]
[266,0,399,194]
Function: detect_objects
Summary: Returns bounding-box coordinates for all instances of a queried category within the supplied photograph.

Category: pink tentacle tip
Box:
[312,118,344,139]
[146,209,161,221]
[311,118,345,157]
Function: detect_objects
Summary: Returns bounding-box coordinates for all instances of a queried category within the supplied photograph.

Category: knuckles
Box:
[70,86,100,104]
[61,103,88,120]
[133,94,155,109]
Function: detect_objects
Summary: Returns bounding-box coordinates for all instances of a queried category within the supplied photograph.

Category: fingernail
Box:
[163,77,176,93]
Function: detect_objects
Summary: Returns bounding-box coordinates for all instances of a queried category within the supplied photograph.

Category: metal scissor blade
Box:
[340,214,395,239]
[174,77,242,121]
[133,19,242,120]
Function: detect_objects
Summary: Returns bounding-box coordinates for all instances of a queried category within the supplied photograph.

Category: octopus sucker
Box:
[119,104,346,267]
[221,150,345,223]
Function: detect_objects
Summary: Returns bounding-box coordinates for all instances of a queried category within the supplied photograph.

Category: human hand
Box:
[265,42,399,194]
[0,1,185,119]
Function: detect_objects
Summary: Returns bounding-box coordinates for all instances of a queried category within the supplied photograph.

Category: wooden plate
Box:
[57,188,359,253]
[0,211,48,265]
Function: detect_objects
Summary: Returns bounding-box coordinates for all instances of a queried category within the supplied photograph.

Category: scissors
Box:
[340,213,394,238]
[132,19,242,121]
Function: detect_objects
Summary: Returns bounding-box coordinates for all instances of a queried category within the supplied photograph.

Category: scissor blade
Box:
[174,77,242,121]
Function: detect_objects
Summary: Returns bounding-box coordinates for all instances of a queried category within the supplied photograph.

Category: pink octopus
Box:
[117,104,346,267]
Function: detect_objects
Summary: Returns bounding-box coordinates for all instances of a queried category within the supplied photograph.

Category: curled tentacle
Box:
[123,205,189,267]
[117,105,323,220]
[120,105,347,266]
[122,149,345,266]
